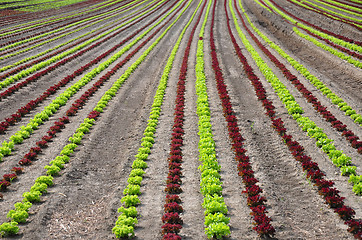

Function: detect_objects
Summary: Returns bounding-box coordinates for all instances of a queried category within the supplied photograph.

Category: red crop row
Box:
[226,1,362,238]
[0,0,181,198]
[316,0,362,14]
[299,27,362,60]
[0,18,142,134]
[274,119,362,239]
[0,0,173,100]
[161,1,208,239]
[0,116,69,194]
[0,0,103,28]
[233,2,362,154]
[0,29,96,81]
[285,0,362,31]
[0,14,103,51]
[0,0,174,132]
[266,0,362,46]
[0,0,149,56]
[0,0,168,82]
[0,0,135,42]
[210,1,275,236]
[0,16,108,57]
[332,0,362,9]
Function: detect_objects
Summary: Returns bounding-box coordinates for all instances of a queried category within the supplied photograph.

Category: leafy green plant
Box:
[123,184,141,195]
[349,175,362,185]
[10,134,23,144]
[203,201,228,216]
[201,184,222,196]
[60,148,74,156]
[205,222,231,239]
[121,195,140,207]
[76,126,90,134]
[352,182,362,195]
[135,153,148,161]
[44,165,61,176]
[112,224,134,238]
[141,136,154,144]
[205,212,230,226]
[30,183,48,193]
[0,221,19,237]
[138,147,150,155]
[54,155,70,164]
[341,166,357,176]
[127,176,142,185]
[69,136,82,144]
[7,210,28,223]
[332,154,352,167]
[117,207,138,218]
[129,169,145,177]
[115,215,138,227]
[49,159,65,169]
[35,175,53,186]
[132,160,147,169]
[22,191,42,203]
[14,202,32,212]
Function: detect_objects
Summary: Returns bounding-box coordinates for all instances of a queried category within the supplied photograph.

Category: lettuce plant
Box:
[0,222,18,237]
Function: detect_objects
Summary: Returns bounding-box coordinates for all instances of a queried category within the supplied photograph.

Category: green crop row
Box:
[112,0,196,238]
[254,0,272,12]
[231,0,361,195]
[17,0,89,12]
[294,27,362,69]
[0,0,160,74]
[318,0,362,13]
[1,1,191,236]
[0,0,149,57]
[239,0,362,127]
[0,0,163,90]
[0,0,127,37]
[289,0,362,23]
[0,0,178,163]
[308,0,362,17]
[262,0,362,54]
[194,1,230,239]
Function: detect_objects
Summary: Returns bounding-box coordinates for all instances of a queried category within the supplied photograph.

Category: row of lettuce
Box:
[0,1,184,196]
[250,0,362,127]
[287,0,362,28]
[234,0,362,196]
[0,0,127,36]
[160,0,206,239]
[0,0,179,163]
[0,0,191,237]
[0,0,163,74]
[257,0,362,66]
[228,0,362,238]
[211,0,275,236]
[239,0,362,155]
[1,0,361,238]
[0,0,177,138]
[194,1,232,238]
[112,0,209,238]
[0,0,164,89]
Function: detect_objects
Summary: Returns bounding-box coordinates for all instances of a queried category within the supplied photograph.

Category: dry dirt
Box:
[0,0,361,239]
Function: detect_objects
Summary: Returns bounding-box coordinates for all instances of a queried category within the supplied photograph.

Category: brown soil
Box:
[0,0,361,239]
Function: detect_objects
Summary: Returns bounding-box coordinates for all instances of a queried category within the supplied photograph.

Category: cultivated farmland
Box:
[0,0,361,239]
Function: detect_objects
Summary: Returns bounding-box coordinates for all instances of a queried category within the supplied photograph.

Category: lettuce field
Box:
[0,0,361,239]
